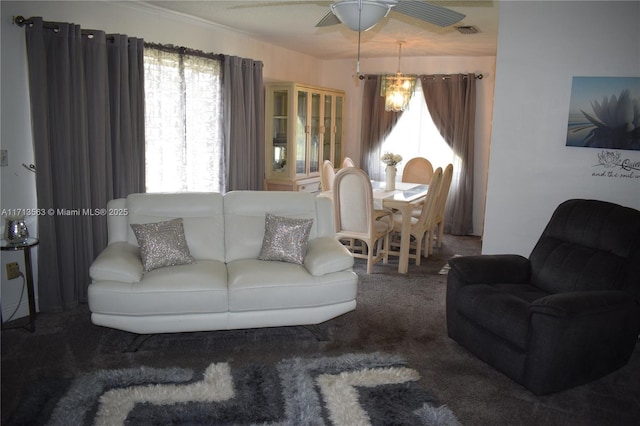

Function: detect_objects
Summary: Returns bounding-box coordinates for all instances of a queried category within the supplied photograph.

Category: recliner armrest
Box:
[525,289,640,395]
[448,254,530,285]
[89,241,143,283]
[530,290,636,317]
[304,237,354,276]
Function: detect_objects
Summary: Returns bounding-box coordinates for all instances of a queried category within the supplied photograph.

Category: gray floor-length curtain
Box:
[360,75,404,180]
[108,34,145,198]
[24,17,144,312]
[420,73,476,235]
[224,56,264,191]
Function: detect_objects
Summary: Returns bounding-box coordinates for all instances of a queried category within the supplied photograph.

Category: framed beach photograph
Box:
[566,76,640,151]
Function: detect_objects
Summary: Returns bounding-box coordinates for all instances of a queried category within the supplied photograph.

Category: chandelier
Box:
[380,42,416,112]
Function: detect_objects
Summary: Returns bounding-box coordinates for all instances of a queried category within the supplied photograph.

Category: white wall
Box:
[483,1,640,256]
[0,0,494,319]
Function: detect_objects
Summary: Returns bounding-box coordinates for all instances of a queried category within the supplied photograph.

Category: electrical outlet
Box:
[6,262,20,280]
[0,149,7,167]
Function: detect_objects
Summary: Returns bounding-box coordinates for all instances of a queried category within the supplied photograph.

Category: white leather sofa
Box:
[88,191,358,335]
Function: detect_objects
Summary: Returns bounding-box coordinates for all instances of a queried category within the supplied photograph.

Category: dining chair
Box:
[403,157,434,218]
[384,167,443,266]
[341,157,355,168]
[432,163,453,251]
[320,160,336,191]
[333,167,393,274]
[402,157,434,184]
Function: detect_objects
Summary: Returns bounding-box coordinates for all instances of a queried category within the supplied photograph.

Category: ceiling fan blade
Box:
[393,0,465,27]
[316,11,342,27]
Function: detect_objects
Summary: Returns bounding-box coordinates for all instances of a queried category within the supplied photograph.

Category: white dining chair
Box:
[384,167,443,265]
[333,167,393,274]
[432,163,453,250]
[402,157,434,184]
[320,160,336,192]
[341,157,355,168]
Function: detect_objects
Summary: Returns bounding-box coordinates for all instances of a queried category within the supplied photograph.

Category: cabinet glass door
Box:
[323,95,332,162]
[296,90,308,175]
[265,83,344,188]
[335,95,344,167]
[310,92,321,174]
[271,89,288,173]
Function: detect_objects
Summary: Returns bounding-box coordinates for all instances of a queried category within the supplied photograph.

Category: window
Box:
[144,47,224,192]
[381,81,453,178]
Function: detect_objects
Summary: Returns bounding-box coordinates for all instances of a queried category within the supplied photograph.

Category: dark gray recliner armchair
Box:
[446,199,640,395]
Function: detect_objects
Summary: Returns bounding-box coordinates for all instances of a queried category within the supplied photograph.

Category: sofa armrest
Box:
[107,198,128,244]
[304,237,354,276]
[89,241,143,283]
[448,254,531,285]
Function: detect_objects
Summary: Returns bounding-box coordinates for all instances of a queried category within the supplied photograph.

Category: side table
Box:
[1,237,39,332]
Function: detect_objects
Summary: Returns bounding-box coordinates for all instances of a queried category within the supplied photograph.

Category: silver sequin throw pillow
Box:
[130,218,195,272]
[258,213,314,265]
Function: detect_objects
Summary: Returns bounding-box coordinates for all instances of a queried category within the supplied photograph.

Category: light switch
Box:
[0,149,8,167]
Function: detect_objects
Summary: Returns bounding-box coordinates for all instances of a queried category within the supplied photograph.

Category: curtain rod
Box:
[14,15,49,28]
[423,74,483,80]
[145,42,224,61]
[365,73,483,80]
[14,15,113,39]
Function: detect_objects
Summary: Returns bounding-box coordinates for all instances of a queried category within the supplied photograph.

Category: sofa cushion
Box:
[226,259,357,312]
[130,218,195,272]
[88,260,229,316]
[457,283,549,350]
[258,213,313,265]
[127,192,225,262]
[224,191,321,262]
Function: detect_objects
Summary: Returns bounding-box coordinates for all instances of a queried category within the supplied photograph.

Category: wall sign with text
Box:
[592,150,640,181]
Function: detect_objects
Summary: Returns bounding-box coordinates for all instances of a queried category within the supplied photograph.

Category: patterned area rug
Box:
[8,353,460,426]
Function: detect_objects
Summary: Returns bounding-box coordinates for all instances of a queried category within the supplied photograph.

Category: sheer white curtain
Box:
[144,47,224,192]
[381,81,454,178]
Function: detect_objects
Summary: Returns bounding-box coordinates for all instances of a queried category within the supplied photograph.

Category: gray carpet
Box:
[2,235,639,425]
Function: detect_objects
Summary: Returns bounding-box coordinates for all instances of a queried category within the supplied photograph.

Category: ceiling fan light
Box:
[331,1,391,31]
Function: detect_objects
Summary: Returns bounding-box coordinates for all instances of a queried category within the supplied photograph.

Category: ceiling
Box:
[142,1,499,60]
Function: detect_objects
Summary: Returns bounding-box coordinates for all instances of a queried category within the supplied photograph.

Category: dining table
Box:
[370,181,430,274]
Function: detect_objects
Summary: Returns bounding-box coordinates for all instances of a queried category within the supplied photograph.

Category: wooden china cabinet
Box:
[264,82,345,193]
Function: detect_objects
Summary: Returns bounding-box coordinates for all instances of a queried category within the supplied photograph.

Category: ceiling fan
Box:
[316,0,465,31]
